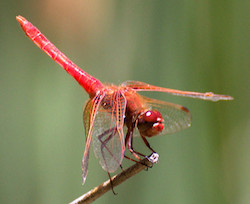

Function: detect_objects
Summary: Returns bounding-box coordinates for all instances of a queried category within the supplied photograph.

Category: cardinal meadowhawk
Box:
[16,16,233,185]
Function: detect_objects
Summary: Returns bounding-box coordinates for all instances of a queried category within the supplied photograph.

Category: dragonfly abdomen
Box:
[16,16,104,97]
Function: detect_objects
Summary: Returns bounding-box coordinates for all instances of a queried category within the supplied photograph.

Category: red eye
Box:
[144,110,163,123]
[137,110,164,137]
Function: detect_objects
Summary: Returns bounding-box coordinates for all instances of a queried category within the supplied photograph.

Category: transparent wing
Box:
[122,81,233,101]
[141,96,192,135]
[83,99,91,141]
[91,90,127,173]
[82,92,106,184]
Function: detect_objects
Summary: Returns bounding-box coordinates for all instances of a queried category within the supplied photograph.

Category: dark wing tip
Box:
[180,106,190,113]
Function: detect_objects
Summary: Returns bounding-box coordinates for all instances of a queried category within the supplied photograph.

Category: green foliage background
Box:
[0,1,249,203]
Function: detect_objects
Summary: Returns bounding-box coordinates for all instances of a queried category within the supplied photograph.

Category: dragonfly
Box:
[16,15,233,185]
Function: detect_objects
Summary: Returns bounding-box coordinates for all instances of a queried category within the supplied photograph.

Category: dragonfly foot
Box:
[107,172,118,195]
[111,187,118,195]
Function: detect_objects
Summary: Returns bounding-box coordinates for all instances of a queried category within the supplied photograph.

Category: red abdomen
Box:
[16,16,103,97]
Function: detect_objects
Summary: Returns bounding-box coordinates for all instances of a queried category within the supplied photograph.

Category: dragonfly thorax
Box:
[137,109,164,137]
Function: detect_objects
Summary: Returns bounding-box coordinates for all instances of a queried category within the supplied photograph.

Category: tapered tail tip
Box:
[16,15,26,25]
[219,95,234,101]
[82,176,86,185]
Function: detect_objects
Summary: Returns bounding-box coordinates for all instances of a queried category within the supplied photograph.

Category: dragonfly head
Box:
[137,109,164,137]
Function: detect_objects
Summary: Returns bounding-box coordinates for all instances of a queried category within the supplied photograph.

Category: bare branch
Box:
[69,156,157,204]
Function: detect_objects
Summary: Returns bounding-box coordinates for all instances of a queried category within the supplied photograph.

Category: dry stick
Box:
[69,157,156,204]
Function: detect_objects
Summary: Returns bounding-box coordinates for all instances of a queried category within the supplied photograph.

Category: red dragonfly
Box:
[16,16,233,184]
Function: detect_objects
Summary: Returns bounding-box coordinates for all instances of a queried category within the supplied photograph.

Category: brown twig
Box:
[69,156,157,204]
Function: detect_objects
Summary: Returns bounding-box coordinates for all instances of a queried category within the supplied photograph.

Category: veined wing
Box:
[91,90,127,174]
[122,81,233,101]
[141,96,192,135]
[83,99,91,141]
[82,92,106,184]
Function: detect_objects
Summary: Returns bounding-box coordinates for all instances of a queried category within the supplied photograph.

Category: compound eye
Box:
[137,110,164,137]
[144,110,162,123]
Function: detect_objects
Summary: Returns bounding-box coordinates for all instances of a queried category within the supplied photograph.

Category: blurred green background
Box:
[0,0,249,204]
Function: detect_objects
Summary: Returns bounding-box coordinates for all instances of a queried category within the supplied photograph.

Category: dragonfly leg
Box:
[98,128,117,156]
[123,155,150,169]
[125,127,147,160]
[97,127,121,169]
[124,155,140,163]
[107,172,117,195]
[119,164,124,171]
[141,135,156,153]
